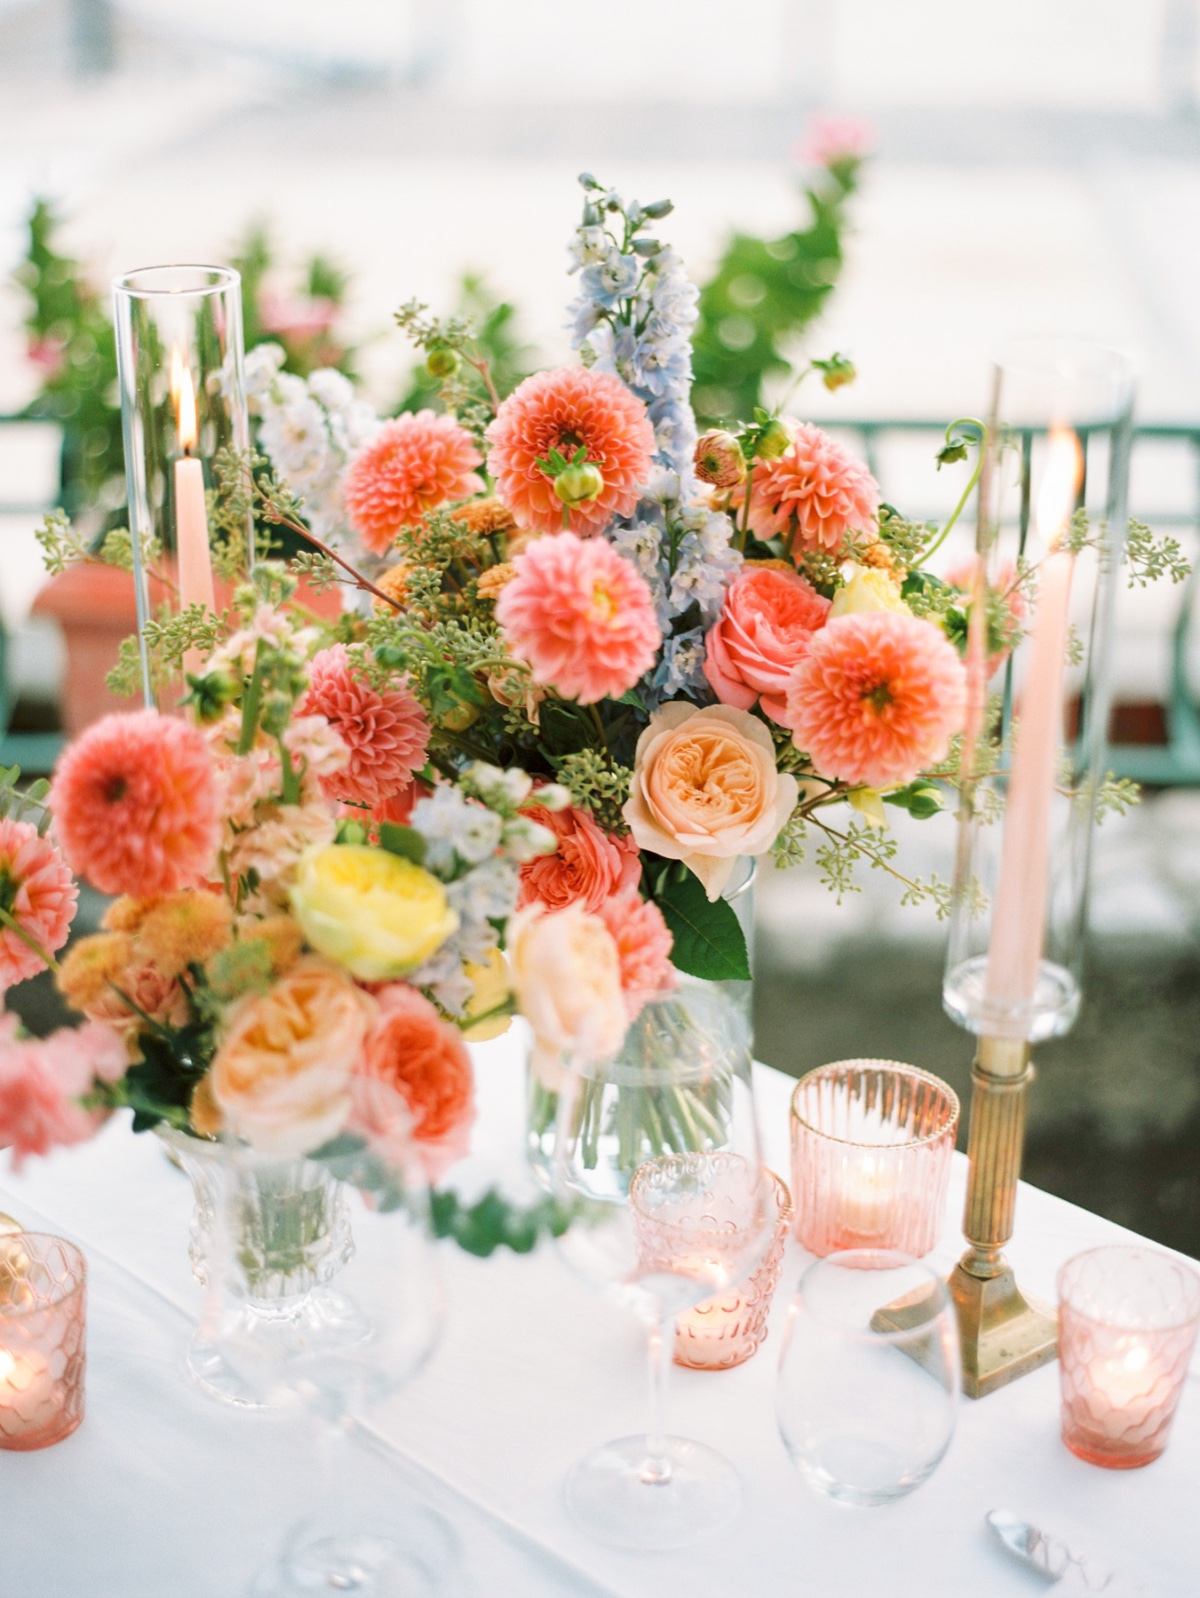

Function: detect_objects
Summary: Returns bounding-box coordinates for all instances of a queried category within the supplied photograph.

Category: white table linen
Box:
[0,1033,1195,1598]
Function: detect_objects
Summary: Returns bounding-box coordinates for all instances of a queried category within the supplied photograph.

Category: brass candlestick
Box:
[948,1035,1057,1398]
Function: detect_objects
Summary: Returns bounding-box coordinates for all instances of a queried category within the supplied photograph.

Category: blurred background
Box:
[1,0,1198,1252]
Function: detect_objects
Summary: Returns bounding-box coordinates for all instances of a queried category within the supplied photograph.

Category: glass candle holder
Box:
[0,1233,87,1450]
[1058,1245,1200,1470]
[790,1061,959,1257]
[943,338,1135,1044]
[113,264,252,708]
[673,1169,792,1371]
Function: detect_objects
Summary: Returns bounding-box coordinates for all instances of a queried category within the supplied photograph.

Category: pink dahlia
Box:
[486,367,655,537]
[597,890,675,1020]
[343,412,484,556]
[496,532,661,704]
[0,1015,120,1169]
[785,611,967,790]
[300,645,430,809]
[703,564,831,723]
[50,709,221,898]
[517,803,640,914]
[738,421,879,555]
[0,818,77,989]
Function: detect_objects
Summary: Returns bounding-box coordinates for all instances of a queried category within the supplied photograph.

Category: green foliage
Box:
[395,273,538,415]
[553,749,632,833]
[429,1186,578,1257]
[651,863,751,982]
[0,767,52,834]
[691,156,863,425]
[14,198,122,513]
[1124,519,1192,588]
[230,220,357,379]
[378,823,428,866]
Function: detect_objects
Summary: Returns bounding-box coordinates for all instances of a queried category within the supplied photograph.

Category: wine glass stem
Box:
[640,1314,674,1485]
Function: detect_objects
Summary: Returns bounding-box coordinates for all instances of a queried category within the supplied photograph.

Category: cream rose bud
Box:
[623,702,799,902]
[829,566,909,619]
[507,903,628,1089]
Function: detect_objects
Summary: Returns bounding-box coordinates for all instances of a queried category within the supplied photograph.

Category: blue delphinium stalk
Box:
[565,177,739,706]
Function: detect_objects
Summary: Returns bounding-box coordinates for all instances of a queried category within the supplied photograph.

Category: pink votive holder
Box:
[1057,1245,1200,1470]
[0,1233,86,1451]
[673,1170,792,1371]
[790,1061,959,1258]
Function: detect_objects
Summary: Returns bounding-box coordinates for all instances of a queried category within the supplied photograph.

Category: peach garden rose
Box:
[210,956,376,1156]
[623,703,799,901]
[507,902,627,1089]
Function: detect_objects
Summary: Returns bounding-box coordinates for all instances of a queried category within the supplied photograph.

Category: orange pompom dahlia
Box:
[485,367,655,537]
[343,411,484,556]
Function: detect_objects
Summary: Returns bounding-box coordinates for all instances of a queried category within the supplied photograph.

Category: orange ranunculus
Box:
[623,702,798,901]
[210,956,375,1157]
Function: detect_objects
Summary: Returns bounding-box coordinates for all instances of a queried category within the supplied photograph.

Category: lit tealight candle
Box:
[1086,1342,1163,1431]
[838,1154,891,1244]
[0,1340,58,1442]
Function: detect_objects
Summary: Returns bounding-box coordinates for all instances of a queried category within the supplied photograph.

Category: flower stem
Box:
[0,906,60,975]
[920,419,987,565]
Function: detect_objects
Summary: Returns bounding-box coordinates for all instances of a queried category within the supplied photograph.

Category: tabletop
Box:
[0,1029,1195,1598]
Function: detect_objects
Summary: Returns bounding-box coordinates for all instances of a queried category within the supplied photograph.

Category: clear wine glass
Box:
[553,984,770,1550]
[207,1098,450,1596]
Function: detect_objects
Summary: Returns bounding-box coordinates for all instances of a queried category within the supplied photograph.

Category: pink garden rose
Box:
[517,803,640,914]
[703,565,830,723]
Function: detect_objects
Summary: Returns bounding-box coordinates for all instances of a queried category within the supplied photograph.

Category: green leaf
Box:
[378,823,427,866]
[655,867,750,982]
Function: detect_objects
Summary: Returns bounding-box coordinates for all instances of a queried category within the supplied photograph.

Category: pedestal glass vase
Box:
[158,1126,353,1408]
[112,264,252,709]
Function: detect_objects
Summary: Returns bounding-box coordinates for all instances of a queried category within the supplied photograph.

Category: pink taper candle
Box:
[984,428,1083,1033]
[171,351,215,677]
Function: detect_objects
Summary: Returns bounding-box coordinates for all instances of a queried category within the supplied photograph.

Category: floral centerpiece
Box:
[2,173,1185,1224]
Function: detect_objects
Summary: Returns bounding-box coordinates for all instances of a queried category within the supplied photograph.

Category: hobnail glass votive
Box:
[790,1061,959,1257]
[673,1170,792,1370]
[1058,1245,1200,1470]
[0,1233,86,1450]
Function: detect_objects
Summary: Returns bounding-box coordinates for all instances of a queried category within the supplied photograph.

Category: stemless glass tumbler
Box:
[790,1061,959,1256]
[0,1233,86,1451]
[777,1251,959,1507]
[1058,1245,1200,1470]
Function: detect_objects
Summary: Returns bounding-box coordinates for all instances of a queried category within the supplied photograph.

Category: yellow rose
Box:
[210,956,375,1156]
[829,566,909,619]
[290,844,458,982]
[622,702,799,902]
[459,948,512,1042]
[508,903,627,1089]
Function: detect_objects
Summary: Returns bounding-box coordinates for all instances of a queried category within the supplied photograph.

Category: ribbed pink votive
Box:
[1058,1245,1200,1469]
[790,1061,959,1258]
[0,1233,86,1451]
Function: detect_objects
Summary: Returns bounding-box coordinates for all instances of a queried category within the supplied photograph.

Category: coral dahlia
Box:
[785,611,967,790]
[300,644,430,809]
[343,411,484,556]
[0,817,77,989]
[597,890,676,1020]
[495,532,661,704]
[738,420,880,556]
[50,710,221,898]
[486,366,655,537]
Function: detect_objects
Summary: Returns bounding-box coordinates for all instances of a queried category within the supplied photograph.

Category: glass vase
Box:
[942,337,1135,1043]
[157,1126,353,1407]
[112,264,252,709]
[527,860,757,1188]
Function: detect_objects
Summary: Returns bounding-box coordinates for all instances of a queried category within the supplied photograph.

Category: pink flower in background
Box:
[517,803,640,914]
[301,645,430,809]
[0,1015,121,1169]
[737,422,879,555]
[0,818,77,990]
[486,366,655,536]
[703,565,831,722]
[50,710,221,897]
[797,113,875,169]
[597,890,675,1020]
[258,289,338,341]
[343,412,484,556]
[355,984,475,1181]
[785,611,967,789]
[496,532,660,704]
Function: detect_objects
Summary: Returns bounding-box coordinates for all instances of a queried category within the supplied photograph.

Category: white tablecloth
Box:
[0,1034,1195,1598]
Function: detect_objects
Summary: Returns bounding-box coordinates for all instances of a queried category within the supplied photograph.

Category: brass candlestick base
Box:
[950,1036,1057,1398]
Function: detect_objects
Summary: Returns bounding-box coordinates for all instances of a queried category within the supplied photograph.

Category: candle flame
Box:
[170,347,198,454]
[1035,425,1084,549]
[0,1349,13,1381]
